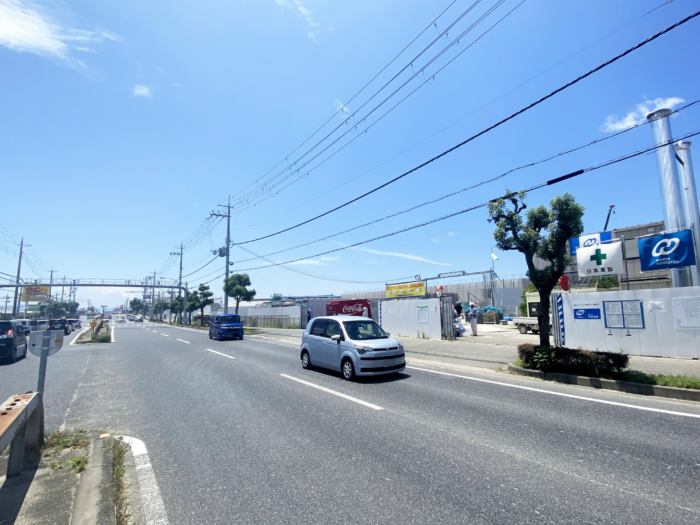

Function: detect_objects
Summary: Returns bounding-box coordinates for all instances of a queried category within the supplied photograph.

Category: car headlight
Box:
[398,343,403,351]
[355,345,373,353]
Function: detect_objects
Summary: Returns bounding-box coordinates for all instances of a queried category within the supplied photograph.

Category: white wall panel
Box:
[379,298,442,340]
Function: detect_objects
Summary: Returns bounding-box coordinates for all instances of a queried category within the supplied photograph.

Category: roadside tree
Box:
[223,274,256,314]
[129,298,144,315]
[487,191,584,348]
[170,296,184,323]
[186,290,200,325]
[196,284,214,326]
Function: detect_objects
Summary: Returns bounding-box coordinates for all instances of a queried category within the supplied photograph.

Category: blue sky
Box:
[1,0,699,308]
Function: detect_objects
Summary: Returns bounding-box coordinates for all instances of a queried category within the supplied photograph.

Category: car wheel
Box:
[341,358,355,381]
[518,324,528,334]
[209,330,213,340]
[301,350,311,369]
[239,335,244,340]
[532,330,539,335]
[23,344,28,359]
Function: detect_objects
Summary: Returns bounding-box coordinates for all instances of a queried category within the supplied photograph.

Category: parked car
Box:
[0,320,28,362]
[49,319,71,335]
[209,314,243,340]
[12,319,31,336]
[300,316,405,380]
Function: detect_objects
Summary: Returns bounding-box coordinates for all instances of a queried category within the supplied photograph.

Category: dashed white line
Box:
[206,348,236,359]
[407,366,700,419]
[279,374,383,411]
[161,334,169,337]
[176,339,190,344]
[117,436,169,525]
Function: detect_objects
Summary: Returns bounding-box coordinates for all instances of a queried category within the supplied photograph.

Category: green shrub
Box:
[518,344,629,377]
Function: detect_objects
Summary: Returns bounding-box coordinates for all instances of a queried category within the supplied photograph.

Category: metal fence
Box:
[242,315,301,329]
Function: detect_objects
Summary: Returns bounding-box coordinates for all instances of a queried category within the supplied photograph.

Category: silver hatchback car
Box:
[300,315,405,380]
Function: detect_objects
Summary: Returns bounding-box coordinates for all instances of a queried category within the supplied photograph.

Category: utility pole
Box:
[12,238,29,316]
[210,195,232,313]
[170,243,184,322]
[152,271,157,321]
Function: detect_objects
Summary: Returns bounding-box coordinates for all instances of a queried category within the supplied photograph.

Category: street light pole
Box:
[12,238,29,316]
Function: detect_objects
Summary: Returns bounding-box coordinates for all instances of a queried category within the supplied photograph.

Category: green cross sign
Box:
[590,248,607,266]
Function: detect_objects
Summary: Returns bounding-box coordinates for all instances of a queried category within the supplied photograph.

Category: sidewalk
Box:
[254,324,700,378]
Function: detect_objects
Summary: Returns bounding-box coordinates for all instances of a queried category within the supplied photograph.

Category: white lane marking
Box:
[407,366,700,419]
[111,323,116,342]
[280,374,383,411]
[176,339,190,344]
[248,335,298,345]
[206,348,236,359]
[69,327,90,345]
[117,436,169,525]
[161,334,169,337]
[59,355,92,432]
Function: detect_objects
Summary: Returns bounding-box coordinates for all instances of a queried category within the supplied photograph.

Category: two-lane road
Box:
[2,320,700,524]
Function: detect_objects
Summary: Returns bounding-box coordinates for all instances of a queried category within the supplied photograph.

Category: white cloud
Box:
[274,0,322,36]
[430,238,439,243]
[172,83,180,87]
[0,0,118,62]
[307,31,318,44]
[600,97,685,132]
[286,259,324,266]
[133,85,152,98]
[359,248,452,266]
[366,260,378,264]
[320,256,336,261]
[448,232,456,236]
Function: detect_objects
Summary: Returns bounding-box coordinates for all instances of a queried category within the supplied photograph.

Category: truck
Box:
[511,292,550,334]
[325,299,371,318]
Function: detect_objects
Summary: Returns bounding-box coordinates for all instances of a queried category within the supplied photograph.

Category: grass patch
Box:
[43,430,90,455]
[93,323,111,343]
[111,438,132,525]
[513,359,526,368]
[243,327,261,335]
[620,371,700,390]
[66,455,89,473]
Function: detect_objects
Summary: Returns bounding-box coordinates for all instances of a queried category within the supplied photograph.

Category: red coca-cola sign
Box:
[326,299,371,317]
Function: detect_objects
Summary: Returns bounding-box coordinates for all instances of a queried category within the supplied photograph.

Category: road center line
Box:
[407,366,700,419]
[161,334,169,337]
[279,374,383,411]
[206,349,236,359]
[176,339,190,344]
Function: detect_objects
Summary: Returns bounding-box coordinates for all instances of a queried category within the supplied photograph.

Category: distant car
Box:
[104,314,112,320]
[0,320,28,363]
[117,316,126,323]
[12,319,31,336]
[134,317,143,323]
[87,314,94,319]
[68,319,81,330]
[209,314,243,340]
[300,316,405,380]
[128,315,136,321]
[29,320,48,331]
[49,319,71,336]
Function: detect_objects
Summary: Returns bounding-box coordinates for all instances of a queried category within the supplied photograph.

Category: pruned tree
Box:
[170,296,184,323]
[223,274,256,314]
[488,190,584,347]
[196,284,214,326]
[129,298,144,314]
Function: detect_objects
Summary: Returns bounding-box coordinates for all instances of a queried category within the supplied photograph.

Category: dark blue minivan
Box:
[209,314,244,341]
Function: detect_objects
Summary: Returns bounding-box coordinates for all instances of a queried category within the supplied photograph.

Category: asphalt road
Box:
[2,320,700,524]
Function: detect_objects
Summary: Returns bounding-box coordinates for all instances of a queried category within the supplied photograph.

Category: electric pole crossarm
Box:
[210,195,232,314]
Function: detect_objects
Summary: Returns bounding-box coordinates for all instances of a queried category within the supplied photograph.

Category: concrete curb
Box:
[72,432,115,525]
[507,364,700,402]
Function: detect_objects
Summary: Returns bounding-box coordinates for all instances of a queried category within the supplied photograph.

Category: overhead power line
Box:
[228,0,675,234]
[232,99,700,264]
[228,0,471,204]
[225,129,700,273]
[231,9,700,246]
[228,0,512,211]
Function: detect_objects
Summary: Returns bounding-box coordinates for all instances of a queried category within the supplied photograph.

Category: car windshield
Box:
[219,315,240,324]
[343,320,388,340]
[0,322,11,336]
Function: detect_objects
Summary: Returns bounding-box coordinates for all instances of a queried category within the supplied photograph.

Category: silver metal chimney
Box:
[646,108,691,287]
[674,140,700,286]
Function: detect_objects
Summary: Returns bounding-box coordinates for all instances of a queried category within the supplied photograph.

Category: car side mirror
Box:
[386,332,390,336]
[331,334,342,343]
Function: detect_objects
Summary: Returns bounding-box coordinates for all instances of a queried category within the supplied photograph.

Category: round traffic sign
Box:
[90,322,97,327]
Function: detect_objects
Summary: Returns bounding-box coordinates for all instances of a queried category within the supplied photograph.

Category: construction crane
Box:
[603,204,615,231]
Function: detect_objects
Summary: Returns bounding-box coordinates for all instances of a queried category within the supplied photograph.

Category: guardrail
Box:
[0,392,44,478]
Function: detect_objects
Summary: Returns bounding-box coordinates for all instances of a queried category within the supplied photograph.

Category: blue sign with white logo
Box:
[638,229,696,272]
[574,308,601,320]
[570,231,612,256]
